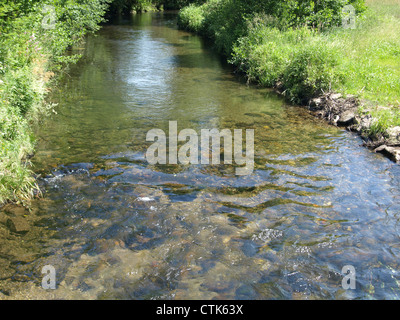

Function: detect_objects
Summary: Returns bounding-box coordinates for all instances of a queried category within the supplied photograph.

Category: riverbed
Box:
[1,12,400,300]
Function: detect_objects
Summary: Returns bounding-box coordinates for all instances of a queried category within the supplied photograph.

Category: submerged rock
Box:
[1,205,27,217]
[6,217,30,234]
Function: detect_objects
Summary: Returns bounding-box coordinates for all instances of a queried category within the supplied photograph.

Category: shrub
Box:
[108,0,206,13]
[163,0,206,10]
[177,4,206,33]
[230,15,343,104]
[5,68,37,116]
[230,16,313,86]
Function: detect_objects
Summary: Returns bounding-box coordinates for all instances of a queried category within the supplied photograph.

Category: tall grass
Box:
[0,0,110,206]
[179,0,400,134]
[331,0,400,105]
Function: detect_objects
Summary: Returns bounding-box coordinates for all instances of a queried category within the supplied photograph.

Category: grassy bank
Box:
[178,0,400,137]
[0,0,110,206]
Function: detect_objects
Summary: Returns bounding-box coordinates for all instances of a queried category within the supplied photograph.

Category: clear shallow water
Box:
[1,12,400,300]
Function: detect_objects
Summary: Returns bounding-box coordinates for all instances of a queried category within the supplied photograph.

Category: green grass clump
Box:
[0,93,38,204]
[368,108,400,136]
[230,15,344,104]
[178,4,206,33]
[282,40,342,104]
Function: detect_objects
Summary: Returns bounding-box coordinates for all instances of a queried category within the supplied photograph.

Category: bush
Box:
[178,0,367,35]
[230,15,342,104]
[230,16,313,86]
[282,41,342,104]
[108,0,205,13]
[177,4,205,33]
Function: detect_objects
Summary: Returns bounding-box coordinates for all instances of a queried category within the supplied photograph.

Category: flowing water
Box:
[1,12,400,300]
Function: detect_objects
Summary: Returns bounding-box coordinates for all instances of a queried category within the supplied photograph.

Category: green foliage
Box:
[0,0,111,205]
[230,17,312,86]
[179,0,400,140]
[0,0,42,27]
[177,4,205,32]
[163,0,206,10]
[5,68,37,116]
[178,0,367,57]
[200,0,247,55]
[368,108,400,136]
[132,0,156,12]
[282,41,342,104]
[273,0,366,29]
[231,16,343,104]
[108,0,204,13]
[179,0,249,56]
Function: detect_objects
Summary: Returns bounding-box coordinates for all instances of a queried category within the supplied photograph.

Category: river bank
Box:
[177,0,400,163]
[284,90,400,163]
[0,1,111,206]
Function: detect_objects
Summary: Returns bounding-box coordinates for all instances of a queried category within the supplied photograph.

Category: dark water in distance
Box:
[1,12,400,300]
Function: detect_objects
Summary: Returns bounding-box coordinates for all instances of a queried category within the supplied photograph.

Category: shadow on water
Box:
[1,12,400,300]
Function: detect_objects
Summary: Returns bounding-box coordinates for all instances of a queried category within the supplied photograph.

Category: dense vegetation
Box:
[107,0,205,14]
[0,0,111,205]
[178,0,400,130]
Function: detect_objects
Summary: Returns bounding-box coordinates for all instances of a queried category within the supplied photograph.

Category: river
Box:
[1,12,400,300]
